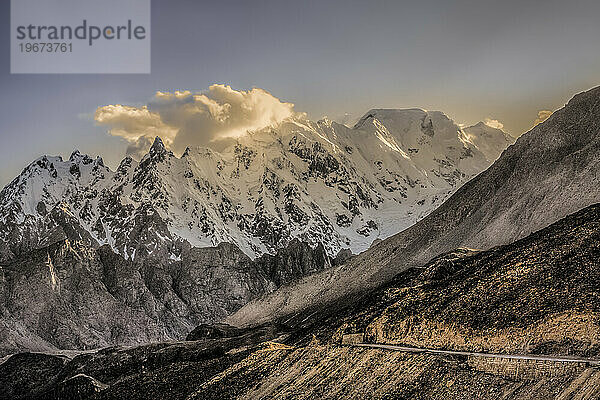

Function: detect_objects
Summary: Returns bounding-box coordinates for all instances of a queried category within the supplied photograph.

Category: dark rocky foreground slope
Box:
[3,202,600,399]
[0,237,341,357]
[230,85,600,327]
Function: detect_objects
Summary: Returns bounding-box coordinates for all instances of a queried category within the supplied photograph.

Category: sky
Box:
[2,0,600,187]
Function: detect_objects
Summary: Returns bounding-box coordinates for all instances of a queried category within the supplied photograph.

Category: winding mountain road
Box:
[352,343,600,365]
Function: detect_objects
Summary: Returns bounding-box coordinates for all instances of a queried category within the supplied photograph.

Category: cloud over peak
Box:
[483,117,504,130]
[95,84,298,158]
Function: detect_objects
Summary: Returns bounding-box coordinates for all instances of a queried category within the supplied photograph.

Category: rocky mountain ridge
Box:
[0,110,512,262]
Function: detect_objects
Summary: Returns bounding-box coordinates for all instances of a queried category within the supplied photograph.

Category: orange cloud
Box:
[483,117,504,130]
[95,84,298,158]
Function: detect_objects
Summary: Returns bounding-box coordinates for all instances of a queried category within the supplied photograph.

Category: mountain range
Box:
[229,85,600,328]
[0,109,511,262]
[0,108,512,356]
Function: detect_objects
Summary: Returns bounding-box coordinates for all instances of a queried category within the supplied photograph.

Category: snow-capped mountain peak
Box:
[462,121,515,162]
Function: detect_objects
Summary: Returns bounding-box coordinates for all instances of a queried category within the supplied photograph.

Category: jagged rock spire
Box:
[69,150,81,161]
[149,136,166,158]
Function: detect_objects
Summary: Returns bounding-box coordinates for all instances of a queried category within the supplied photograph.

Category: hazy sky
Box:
[2,0,600,187]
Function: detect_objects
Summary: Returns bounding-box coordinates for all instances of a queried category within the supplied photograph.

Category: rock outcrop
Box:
[0,238,333,356]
